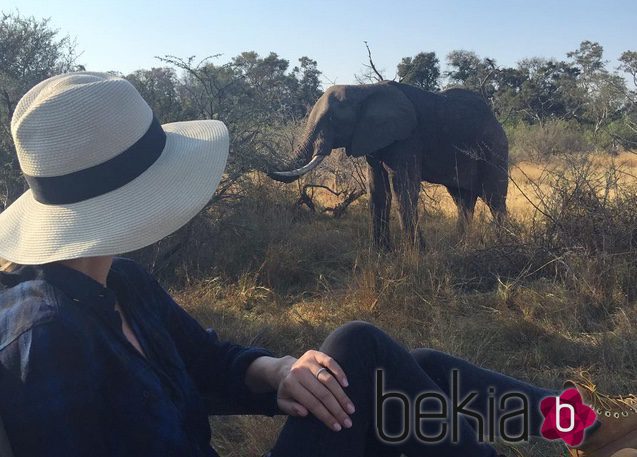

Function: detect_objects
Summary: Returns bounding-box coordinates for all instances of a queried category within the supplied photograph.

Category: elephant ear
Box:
[349,84,417,157]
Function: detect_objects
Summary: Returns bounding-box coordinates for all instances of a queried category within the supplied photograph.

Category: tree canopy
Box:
[397,52,440,91]
[0,12,81,205]
[0,12,635,207]
[396,41,636,149]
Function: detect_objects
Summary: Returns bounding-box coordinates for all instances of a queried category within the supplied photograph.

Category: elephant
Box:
[268,81,509,249]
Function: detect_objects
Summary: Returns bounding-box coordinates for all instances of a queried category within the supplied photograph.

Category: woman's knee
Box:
[410,348,454,386]
[322,320,385,346]
[410,348,447,371]
[319,321,388,365]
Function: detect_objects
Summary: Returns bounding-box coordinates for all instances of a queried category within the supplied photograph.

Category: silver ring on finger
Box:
[315,367,328,380]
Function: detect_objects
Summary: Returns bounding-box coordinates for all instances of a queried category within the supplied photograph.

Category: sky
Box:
[3,0,636,86]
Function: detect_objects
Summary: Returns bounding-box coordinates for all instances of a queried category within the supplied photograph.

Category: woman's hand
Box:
[275,350,356,432]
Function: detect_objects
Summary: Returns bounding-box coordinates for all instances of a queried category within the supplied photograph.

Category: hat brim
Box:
[0,119,229,264]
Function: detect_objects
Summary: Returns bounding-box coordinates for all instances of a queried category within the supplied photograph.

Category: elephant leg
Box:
[388,162,424,250]
[366,156,392,250]
[478,124,509,226]
[483,191,507,226]
[448,187,478,234]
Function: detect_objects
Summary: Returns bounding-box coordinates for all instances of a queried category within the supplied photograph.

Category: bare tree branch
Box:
[363,41,385,82]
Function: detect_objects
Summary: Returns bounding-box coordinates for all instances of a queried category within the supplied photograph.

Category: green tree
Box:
[619,50,637,104]
[445,50,497,100]
[489,65,527,121]
[619,50,637,87]
[397,52,440,91]
[0,12,80,206]
[513,58,582,124]
[567,41,605,86]
[613,50,637,148]
[126,67,183,123]
[567,41,627,144]
[291,56,323,116]
[157,52,323,193]
[231,51,302,120]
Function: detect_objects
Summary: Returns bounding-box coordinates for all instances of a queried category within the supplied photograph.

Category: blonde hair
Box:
[0,257,20,272]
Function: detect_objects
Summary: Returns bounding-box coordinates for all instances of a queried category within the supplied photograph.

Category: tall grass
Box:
[132,152,637,457]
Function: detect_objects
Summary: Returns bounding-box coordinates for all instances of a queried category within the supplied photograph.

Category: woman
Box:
[0,72,634,457]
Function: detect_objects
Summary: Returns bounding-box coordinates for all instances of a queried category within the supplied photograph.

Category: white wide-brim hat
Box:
[0,72,229,264]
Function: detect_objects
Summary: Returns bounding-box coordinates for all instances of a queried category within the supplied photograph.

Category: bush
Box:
[537,157,637,254]
[507,119,590,160]
[142,153,637,457]
[523,157,637,320]
[597,117,637,152]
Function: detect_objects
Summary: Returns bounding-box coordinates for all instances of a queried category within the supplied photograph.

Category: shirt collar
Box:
[0,259,127,325]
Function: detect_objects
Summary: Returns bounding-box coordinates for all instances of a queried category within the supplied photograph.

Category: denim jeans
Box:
[269,321,556,457]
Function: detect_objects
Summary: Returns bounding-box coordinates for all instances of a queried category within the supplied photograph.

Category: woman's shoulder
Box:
[0,279,103,387]
[0,277,60,353]
[111,255,145,275]
[111,256,158,288]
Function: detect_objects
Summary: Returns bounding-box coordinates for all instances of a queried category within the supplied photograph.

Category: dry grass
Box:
[140,151,637,457]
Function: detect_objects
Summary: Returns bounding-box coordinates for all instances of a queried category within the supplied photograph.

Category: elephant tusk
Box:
[269,155,326,179]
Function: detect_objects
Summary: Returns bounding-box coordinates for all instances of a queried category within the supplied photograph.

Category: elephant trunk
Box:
[268,125,332,183]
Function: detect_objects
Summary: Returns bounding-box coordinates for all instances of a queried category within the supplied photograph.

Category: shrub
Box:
[597,117,637,152]
[507,120,590,160]
[537,157,637,254]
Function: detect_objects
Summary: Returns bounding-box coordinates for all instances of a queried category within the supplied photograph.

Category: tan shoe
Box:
[566,375,637,457]
[610,450,637,457]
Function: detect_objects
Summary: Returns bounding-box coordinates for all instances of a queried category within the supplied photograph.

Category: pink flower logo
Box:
[540,388,597,446]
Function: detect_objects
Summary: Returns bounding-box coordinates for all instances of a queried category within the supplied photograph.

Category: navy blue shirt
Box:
[0,256,279,457]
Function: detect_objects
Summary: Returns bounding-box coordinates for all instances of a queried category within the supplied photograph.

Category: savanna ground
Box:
[131,151,637,457]
[1,12,636,457]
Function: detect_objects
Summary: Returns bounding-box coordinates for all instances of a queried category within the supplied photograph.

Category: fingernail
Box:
[343,378,349,387]
[344,418,352,428]
[347,403,355,414]
[333,423,342,431]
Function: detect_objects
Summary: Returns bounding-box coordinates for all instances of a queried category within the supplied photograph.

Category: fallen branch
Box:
[325,189,365,218]
[295,184,365,218]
